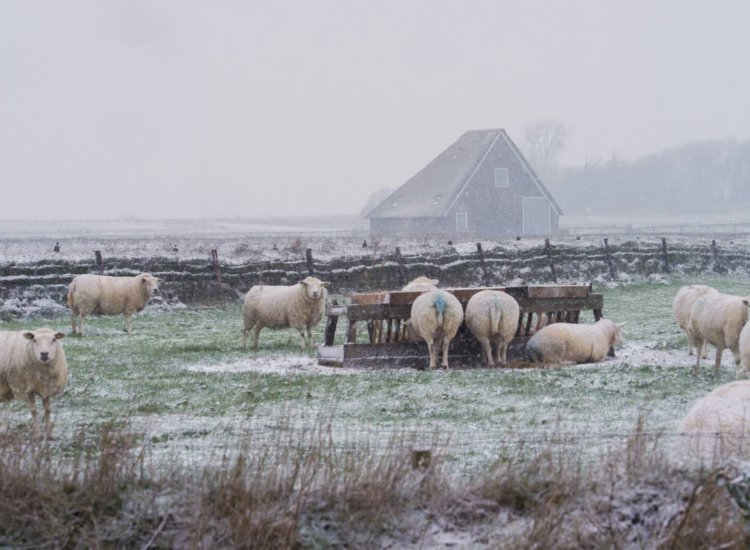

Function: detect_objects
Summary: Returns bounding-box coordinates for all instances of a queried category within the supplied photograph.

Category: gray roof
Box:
[367,128,562,219]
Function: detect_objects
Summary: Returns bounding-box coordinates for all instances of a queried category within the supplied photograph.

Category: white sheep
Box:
[409,290,464,370]
[465,290,520,367]
[402,276,439,292]
[0,328,67,437]
[672,284,718,357]
[687,292,750,374]
[524,318,624,365]
[678,380,750,459]
[738,311,750,378]
[67,273,161,335]
[242,276,330,350]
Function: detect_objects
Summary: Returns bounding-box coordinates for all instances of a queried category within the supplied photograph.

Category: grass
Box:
[3,275,750,545]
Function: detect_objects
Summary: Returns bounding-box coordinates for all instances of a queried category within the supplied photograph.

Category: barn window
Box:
[456,212,468,231]
[495,168,509,188]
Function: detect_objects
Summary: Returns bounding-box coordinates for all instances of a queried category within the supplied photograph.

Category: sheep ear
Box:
[22,332,34,340]
[431,279,439,285]
[744,299,750,307]
[298,280,308,286]
[617,322,626,327]
[321,281,331,288]
[55,332,66,340]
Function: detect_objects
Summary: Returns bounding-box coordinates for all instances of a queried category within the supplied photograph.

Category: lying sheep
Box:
[242,276,330,350]
[672,284,718,357]
[410,290,464,370]
[525,318,624,365]
[0,328,67,437]
[402,276,439,292]
[68,273,161,335]
[678,380,750,459]
[465,290,520,367]
[688,292,750,374]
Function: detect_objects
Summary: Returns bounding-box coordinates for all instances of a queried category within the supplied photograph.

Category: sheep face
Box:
[611,322,625,346]
[139,274,161,296]
[299,277,330,301]
[22,330,65,364]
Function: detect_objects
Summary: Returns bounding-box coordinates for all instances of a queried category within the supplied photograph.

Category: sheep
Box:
[465,290,520,367]
[672,284,719,357]
[242,276,330,350]
[67,273,161,335]
[0,328,67,437]
[738,306,750,378]
[524,318,624,365]
[402,276,439,292]
[678,380,750,459]
[409,290,464,370]
[687,292,750,374]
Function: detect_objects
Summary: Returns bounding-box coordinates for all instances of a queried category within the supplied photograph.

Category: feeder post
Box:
[305,248,314,276]
[323,298,339,346]
[210,249,221,284]
[94,250,103,273]
[661,238,670,273]
[394,247,406,287]
[476,242,488,285]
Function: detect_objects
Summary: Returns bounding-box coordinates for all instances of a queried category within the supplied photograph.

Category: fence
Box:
[2,237,749,310]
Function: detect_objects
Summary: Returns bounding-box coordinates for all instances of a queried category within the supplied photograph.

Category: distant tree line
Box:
[546,139,750,216]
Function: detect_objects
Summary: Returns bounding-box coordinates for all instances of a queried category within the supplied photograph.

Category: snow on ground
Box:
[185,355,360,376]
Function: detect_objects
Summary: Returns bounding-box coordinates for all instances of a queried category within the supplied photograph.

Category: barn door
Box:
[522,197,551,235]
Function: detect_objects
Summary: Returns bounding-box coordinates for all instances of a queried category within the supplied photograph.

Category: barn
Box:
[367,128,562,238]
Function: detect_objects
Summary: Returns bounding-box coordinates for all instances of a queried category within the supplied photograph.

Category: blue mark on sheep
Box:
[434,293,446,314]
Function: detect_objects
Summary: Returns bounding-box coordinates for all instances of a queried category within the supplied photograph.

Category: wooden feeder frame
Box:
[317,284,605,369]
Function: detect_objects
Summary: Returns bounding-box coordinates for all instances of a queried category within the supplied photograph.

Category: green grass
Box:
[2,276,749,474]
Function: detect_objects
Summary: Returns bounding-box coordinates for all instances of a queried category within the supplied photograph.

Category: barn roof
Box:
[366,128,562,219]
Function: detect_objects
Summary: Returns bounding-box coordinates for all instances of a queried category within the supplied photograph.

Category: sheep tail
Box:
[490,296,502,336]
[434,293,446,327]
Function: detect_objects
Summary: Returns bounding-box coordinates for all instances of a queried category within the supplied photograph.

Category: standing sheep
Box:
[409,290,464,370]
[678,380,750,459]
[688,292,750,374]
[738,306,750,377]
[242,276,330,350]
[0,328,67,437]
[672,284,718,357]
[525,318,624,365]
[402,276,439,292]
[68,273,161,336]
[465,290,520,367]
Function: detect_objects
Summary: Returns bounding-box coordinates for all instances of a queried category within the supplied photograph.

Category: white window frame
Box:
[522,197,551,235]
[455,212,469,231]
[495,167,509,188]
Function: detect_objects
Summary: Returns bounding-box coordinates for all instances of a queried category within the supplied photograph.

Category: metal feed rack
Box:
[317,284,605,369]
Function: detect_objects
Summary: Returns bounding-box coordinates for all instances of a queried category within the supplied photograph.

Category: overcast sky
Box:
[2,1,749,220]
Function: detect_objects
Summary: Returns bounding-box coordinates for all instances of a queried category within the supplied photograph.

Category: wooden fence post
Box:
[476,242,488,285]
[661,238,670,273]
[210,249,222,284]
[603,238,615,280]
[711,239,721,272]
[305,248,314,276]
[94,250,103,273]
[394,247,406,287]
[544,239,557,283]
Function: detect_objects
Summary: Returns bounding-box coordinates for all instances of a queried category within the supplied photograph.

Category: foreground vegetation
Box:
[2,275,750,546]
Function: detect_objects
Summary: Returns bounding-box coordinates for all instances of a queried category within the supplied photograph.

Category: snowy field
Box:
[2,237,749,475]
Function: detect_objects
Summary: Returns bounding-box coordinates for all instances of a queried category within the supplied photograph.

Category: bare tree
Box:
[523,119,569,183]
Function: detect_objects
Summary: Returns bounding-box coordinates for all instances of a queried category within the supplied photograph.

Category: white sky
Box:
[1,1,749,219]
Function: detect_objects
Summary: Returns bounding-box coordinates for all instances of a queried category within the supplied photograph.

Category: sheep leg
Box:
[124,314,133,336]
[441,337,450,370]
[499,342,509,367]
[306,327,313,348]
[480,338,493,367]
[298,328,307,349]
[25,394,39,437]
[252,324,262,350]
[427,341,436,370]
[693,338,704,374]
[714,347,724,375]
[42,397,53,438]
[71,311,78,335]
